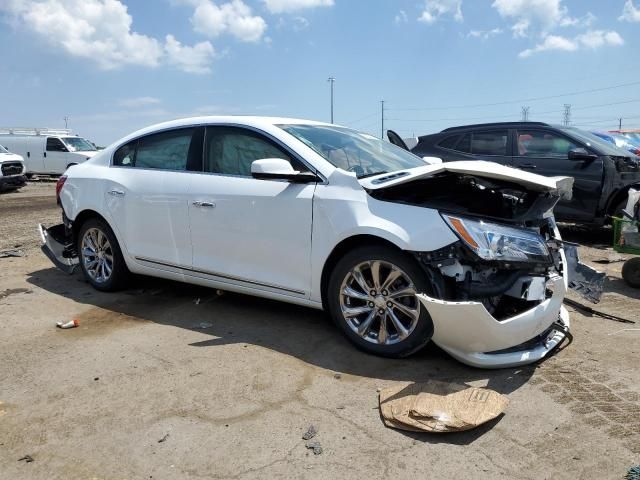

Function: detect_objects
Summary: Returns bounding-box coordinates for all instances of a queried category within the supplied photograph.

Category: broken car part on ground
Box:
[38,117,603,369]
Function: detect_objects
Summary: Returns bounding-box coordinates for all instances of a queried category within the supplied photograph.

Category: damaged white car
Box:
[40,117,599,368]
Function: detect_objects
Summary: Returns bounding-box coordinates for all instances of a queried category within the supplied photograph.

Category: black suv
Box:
[392,122,640,225]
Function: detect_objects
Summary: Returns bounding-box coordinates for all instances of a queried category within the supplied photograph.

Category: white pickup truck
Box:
[0,143,26,191]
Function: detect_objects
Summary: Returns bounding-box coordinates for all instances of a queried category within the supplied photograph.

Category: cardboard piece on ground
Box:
[379,380,509,433]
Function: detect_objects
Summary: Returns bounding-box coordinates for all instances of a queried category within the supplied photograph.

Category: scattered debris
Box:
[625,465,640,480]
[194,298,201,305]
[593,255,627,264]
[94,377,99,381]
[158,433,170,443]
[302,425,317,440]
[0,249,24,258]
[193,322,213,329]
[304,441,323,455]
[564,245,605,304]
[0,288,32,301]
[379,381,509,433]
[563,298,636,324]
[149,289,164,296]
[18,455,34,463]
[333,373,342,380]
[607,328,640,336]
[56,319,79,329]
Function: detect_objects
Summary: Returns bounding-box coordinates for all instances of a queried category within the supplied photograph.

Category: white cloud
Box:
[164,35,216,74]
[418,0,463,24]
[292,16,310,31]
[191,0,267,43]
[394,10,408,25]
[519,30,623,58]
[0,0,216,74]
[262,0,334,14]
[118,97,162,108]
[619,0,640,22]
[467,28,503,40]
[492,0,591,37]
[576,30,624,49]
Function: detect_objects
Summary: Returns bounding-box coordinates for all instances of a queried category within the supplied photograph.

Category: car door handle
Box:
[192,201,215,208]
[107,189,125,196]
[519,163,537,169]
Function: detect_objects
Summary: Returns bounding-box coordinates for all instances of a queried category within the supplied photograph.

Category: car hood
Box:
[359,160,574,198]
[0,153,24,163]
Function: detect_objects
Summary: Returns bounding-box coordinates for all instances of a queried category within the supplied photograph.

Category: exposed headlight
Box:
[443,215,550,263]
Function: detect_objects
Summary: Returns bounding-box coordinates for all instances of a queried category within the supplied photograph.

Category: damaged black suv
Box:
[392,122,640,225]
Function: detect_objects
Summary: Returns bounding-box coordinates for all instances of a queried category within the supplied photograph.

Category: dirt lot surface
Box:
[1,183,639,479]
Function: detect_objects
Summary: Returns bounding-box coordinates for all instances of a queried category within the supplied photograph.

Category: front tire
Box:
[327,245,435,358]
[77,218,129,291]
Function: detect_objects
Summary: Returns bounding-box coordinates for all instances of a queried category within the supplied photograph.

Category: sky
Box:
[1,0,640,146]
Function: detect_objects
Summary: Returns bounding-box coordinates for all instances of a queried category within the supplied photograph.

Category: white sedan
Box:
[40,116,583,368]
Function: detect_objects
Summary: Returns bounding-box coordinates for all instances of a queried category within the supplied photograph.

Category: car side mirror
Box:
[568,148,597,161]
[251,158,320,183]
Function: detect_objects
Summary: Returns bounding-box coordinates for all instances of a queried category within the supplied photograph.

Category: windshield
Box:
[279,124,427,178]
[0,144,8,153]
[560,127,632,157]
[623,132,640,143]
[62,137,96,152]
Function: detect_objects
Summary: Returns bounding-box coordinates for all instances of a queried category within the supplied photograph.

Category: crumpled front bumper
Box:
[38,223,78,274]
[419,274,569,369]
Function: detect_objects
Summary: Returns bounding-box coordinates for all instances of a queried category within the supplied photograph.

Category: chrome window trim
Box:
[109,122,328,184]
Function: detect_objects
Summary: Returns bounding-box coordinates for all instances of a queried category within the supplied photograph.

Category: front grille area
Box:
[1,162,23,176]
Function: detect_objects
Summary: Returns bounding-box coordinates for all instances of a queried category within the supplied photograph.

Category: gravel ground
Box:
[0,183,639,480]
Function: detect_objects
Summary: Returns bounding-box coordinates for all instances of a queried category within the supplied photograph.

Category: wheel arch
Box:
[71,209,112,244]
[319,234,406,310]
[606,183,640,216]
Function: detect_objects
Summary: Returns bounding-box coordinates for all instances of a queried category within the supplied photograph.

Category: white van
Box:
[0,128,98,176]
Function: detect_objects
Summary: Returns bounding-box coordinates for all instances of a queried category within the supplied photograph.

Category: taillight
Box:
[56,175,67,204]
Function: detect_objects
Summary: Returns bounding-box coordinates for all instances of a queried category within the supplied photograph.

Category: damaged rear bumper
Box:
[419,274,569,368]
[38,223,78,274]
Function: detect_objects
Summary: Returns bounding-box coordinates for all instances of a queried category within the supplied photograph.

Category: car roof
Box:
[440,121,550,133]
[114,115,335,147]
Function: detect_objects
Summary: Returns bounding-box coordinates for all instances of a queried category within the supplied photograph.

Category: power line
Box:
[342,111,378,126]
[388,80,640,112]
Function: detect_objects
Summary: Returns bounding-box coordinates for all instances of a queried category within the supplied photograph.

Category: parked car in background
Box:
[591,131,640,156]
[0,143,26,191]
[0,127,99,176]
[610,129,640,144]
[39,116,591,368]
[396,122,640,225]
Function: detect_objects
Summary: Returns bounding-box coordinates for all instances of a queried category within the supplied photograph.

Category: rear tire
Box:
[622,258,640,289]
[327,245,435,358]
[77,218,129,291]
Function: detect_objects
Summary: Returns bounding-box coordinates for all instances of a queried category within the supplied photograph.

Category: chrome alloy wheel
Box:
[339,260,420,345]
[81,227,114,283]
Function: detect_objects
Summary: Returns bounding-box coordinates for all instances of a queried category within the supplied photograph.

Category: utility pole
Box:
[64,116,69,129]
[521,106,530,122]
[327,77,335,123]
[563,104,571,127]
[380,100,385,139]
[619,118,623,130]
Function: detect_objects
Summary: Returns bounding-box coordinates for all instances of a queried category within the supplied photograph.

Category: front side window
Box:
[46,137,67,152]
[205,127,303,176]
[437,135,460,150]
[517,130,577,158]
[279,124,425,178]
[62,137,96,152]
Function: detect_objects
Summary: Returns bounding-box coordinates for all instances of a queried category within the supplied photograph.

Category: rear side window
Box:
[46,137,67,152]
[113,128,201,170]
[113,141,137,167]
[437,135,460,150]
[136,128,195,170]
[455,134,471,153]
[469,130,508,156]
